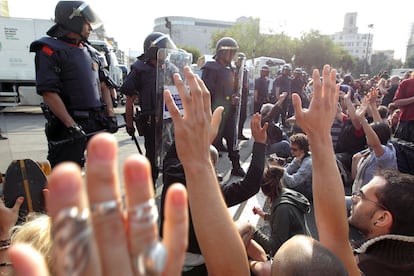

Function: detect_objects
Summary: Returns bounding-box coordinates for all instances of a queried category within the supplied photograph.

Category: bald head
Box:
[272,235,348,276]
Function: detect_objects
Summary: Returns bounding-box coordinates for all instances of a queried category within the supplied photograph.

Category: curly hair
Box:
[289,133,309,153]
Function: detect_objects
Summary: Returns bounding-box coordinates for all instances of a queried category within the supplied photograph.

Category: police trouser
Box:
[239,99,248,135]
[394,120,414,144]
[140,114,158,184]
[45,109,109,168]
[213,105,241,168]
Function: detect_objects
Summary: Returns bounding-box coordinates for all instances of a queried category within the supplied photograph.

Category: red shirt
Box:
[393,78,414,121]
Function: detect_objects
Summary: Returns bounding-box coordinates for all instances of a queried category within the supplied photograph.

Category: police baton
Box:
[48,123,126,148]
[121,112,143,155]
[131,132,143,155]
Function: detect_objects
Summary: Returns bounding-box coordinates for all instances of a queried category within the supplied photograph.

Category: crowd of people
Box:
[1,1,414,275]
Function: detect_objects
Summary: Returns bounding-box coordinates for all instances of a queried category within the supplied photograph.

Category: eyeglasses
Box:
[352,190,387,210]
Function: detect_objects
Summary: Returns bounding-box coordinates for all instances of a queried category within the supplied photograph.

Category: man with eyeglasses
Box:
[292,65,414,276]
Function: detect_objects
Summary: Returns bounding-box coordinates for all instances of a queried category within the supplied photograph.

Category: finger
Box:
[12,196,24,213]
[292,93,303,120]
[196,74,212,119]
[123,154,157,255]
[311,68,322,100]
[9,244,49,276]
[174,68,192,118]
[210,106,224,143]
[47,162,101,275]
[85,133,132,275]
[184,67,203,122]
[164,90,181,123]
[42,189,49,212]
[162,183,188,276]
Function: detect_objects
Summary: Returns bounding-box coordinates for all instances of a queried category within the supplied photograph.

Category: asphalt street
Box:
[0,105,272,230]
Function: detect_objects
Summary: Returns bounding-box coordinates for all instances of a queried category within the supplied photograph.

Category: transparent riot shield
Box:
[232,53,246,150]
[155,49,192,170]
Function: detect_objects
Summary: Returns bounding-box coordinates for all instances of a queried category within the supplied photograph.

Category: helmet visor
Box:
[69,2,102,29]
[150,34,177,50]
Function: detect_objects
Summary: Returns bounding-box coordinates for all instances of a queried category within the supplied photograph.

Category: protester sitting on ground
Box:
[265,122,291,159]
[377,105,389,125]
[271,235,348,276]
[292,65,414,276]
[351,91,398,194]
[238,165,311,260]
[281,133,313,201]
[335,90,366,176]
[160,112,267,275]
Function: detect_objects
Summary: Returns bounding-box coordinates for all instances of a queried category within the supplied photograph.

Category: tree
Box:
[180,46,201,65]
[293,30,342,72]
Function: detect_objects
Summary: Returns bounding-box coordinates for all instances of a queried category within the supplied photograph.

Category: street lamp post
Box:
[364,24,374,74]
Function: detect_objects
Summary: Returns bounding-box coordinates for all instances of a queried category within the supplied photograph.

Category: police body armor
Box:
[201,61,235,110]
[121,59,157,115]
[30,37,103,110]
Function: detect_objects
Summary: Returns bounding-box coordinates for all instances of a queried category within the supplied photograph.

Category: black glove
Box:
[126,125,135,136]
[107,116,118,133]
[67,124,86,141]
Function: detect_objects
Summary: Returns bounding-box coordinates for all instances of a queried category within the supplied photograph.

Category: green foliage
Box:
[208,18,403,77]
[179,45,202,64]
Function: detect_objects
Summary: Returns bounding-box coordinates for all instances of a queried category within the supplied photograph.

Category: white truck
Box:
[0,17,123,107]
[0,16,54,106]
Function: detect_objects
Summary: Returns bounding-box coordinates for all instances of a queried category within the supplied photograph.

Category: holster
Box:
[134,110,147,136]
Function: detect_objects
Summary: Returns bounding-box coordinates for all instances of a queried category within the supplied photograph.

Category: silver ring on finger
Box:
[52,206,92,276]
[90,199,121,217]
[129,198,158,229]
[129,198,167,275]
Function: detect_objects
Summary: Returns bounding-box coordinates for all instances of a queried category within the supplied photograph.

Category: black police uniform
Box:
[272,73,292,126]
[30,37,114,167]
[202,61,243,171]
[120,59,159,181]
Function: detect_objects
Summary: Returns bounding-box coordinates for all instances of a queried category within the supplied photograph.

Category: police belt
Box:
[69,107,105,119]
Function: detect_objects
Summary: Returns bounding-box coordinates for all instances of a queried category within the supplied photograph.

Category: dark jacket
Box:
[253,188,311,256]
[160,141,266,254]
[353,234,414,276]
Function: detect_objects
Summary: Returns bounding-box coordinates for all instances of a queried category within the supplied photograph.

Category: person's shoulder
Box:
[131,60,153,71]
[201,61,221,70]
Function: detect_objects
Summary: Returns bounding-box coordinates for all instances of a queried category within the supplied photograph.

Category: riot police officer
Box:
[272,64,292,127]
[121,32,177,184]
[201,37,246,177]
[30,1,118,168]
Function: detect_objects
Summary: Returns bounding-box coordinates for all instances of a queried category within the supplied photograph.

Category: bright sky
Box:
[7,0,413,61]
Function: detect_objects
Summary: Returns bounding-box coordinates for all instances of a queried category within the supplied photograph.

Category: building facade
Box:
[153,16,235,55]
[331,12,374,63]
[407,23,414,61]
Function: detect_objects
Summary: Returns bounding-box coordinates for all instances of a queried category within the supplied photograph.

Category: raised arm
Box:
[164,66,249,275]
[355,96,384,157]
[292,65,360,276]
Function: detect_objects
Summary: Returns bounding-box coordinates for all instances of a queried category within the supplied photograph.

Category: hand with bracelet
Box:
[7,133,188,276]
[0,196,24,272]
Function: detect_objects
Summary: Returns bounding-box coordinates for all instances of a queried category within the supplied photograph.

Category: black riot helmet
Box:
[138,32,177,61]
[282,64,292,76]
[47,1,102,38]
[214,37,239,62]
